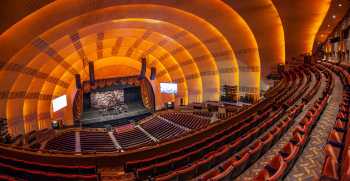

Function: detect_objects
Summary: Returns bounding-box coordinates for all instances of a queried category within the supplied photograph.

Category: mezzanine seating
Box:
[160,113,210,129]
[320,62,350,181]
[45,131,76,152]
[114,126,154,149]
[140,117,186,141]
[253,65,333,181]
[193,111,213,118]
[0,154,98,181]
[80,131,116,152]
[124,67,313,180]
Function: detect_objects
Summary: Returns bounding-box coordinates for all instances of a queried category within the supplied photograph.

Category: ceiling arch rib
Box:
[0,2,245,96]
[20,44,184,130]
[222,0,285,89]
[272,0,331,61]
[45,33,191,99]
[4,9,238,121]
[8,30,200,126]
[39,16,233,96]
[55,21,222,97]
[20,38,190,130]
[0,1,262,134]
[75,19,228,99]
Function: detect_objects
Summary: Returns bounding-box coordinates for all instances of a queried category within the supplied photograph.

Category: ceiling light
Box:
[338,3,342,7]
[332,15,336,19]
[327,24,331,27]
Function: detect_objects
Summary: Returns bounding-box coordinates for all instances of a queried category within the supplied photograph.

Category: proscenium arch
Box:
[32,56,173,133]
[23,46,179,132]
[36,35,191,117]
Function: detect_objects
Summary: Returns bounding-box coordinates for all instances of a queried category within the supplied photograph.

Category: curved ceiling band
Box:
[16,34,194,122]
[27,47,175,126]
[272,0,331,61]
[0,1,254,92]
[0,1,261,135]
[222,0,285,90]
[13,44,184,129]
[2,6,242,123]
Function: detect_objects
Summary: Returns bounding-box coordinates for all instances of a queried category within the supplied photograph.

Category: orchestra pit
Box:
[1,0,350,180]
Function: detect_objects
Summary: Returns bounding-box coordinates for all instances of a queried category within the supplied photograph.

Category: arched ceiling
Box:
[0,0,347,135]
[271,0,349,61]
[222,0,285,88]
[313,0,350,48]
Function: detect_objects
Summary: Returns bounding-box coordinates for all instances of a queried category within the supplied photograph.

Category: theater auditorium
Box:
[0,0,349,180]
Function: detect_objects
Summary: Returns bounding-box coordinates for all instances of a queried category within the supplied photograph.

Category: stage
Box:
[81,103,150,127]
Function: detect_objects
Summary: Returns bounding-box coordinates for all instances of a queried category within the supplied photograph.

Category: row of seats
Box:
[196,66,314,180]
[114,126,154,150]
[302,66,322,103]
[128,68,308,180]
[320,62,350,181]
[287,68,311,106]
[140,117,186,141]
[144,109,283,181]
[0,150,98,180]
[255,66,333,180]
[45,131,76,152]
[198,104,304,181]
[192,111,213,118]
[160,113,210,129]
[151,68,310,180]
[80,131,116,152]
[45,112,212,152]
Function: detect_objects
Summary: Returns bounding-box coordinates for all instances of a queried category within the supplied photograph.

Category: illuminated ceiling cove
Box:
[0,0,347,135]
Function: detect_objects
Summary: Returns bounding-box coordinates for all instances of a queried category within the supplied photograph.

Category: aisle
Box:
[285,72,343,180]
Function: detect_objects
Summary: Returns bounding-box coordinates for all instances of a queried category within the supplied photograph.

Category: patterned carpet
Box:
[236,71,322,180]
[237,71,342,181]
[284,72,343,181]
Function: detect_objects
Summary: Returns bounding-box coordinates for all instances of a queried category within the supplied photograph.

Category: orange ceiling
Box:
[0,0,347,135]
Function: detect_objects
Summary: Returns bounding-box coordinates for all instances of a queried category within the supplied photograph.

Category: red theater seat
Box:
[327,130,344,147]
[264,155,287,180]
[249,140,263,164]
[211,165,235,181]
[136,165,154,180]
[155,171,178,181]
[279,143,299,171]
[231,149,250,178]
[177,164,197,180]
[334,120,347,132]
[324,144,341,161]
[290,130,307,148]
[320,156,339,181]
[261,133,274,154]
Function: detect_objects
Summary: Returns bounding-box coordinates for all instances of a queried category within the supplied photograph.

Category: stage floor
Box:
[81,103,149,126]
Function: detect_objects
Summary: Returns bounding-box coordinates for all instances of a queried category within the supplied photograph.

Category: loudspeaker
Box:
[139,57,147,80]
[88,61,95,85]
[150,67,156,80]
[75,74,81,89]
